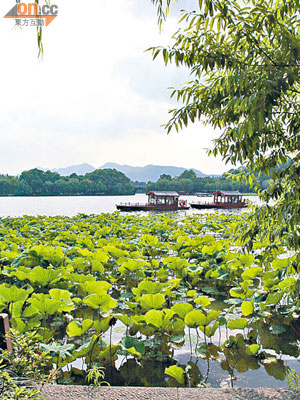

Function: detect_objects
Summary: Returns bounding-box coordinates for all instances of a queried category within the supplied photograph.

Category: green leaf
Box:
[227,318,248,330]
[246,344,260,356]
[28,266,61,287]
[165,365,185,384]
[184,310,206,328]
[140,293,165,310]
[194,296,211,308]
[66,319,94,337]
[83,294,117,312]
[171,303,193,319]
[241,301,254,316]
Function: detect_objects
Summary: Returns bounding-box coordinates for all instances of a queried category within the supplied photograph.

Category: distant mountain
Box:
[36,162,210,181]
[99,163,206,182]
[37,163,96,176]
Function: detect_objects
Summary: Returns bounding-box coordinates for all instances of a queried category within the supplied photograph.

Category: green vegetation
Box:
[146,168,271,193]
[0,168,135,196]
[0,212,298,387]
[0,331,51,399]
[150,0,300,254]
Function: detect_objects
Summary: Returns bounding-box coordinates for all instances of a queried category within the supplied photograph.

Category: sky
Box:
[0,0,232,176]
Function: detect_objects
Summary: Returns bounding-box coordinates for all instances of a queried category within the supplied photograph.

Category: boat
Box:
[190,190,248,209]
[116,191,190,211]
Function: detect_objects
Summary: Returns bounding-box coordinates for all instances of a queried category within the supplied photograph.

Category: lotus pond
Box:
[0,212,300,388]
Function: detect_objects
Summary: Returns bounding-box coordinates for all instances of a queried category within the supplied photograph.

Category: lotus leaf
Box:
[246,344,260,356]
[93,316,111,333]
[79,280,111,296]
[0,285,31,304]
[165,365,185,384]
[241,301,254,316]
[185,310,206,328]
[28,294,61,315]
[66,319,94,337]
[28,266,61,287]
[194,296,211,308]
[49,289,74,312]
[241,267,262,280]
[132,280,165,297]
[83,293,117,312]
[227,318,248,330]
[140,293,165,310]
[171,303,193,319]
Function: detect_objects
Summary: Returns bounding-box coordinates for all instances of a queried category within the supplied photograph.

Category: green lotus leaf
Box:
[49,289,74,312]
[194,296,211,308]
[119,259,146,274]
[105,244,127,258]
[132,280,165,297]
[63,335,98,365]
[145,310,164,328]
[41,342,75,359]
[79,280,111,296]
[10,267,31,281]
[94,249,109,263]
[126,347,142,359]
[120,336,145,357]
[140,293,165,310]
[241,301,254,316]
[162,257,188,271]
[239,254,255,268]
[66,319,94,337]
[171,303,193,319]
[265,292,283,306]
[185,310,206,328]
[115,314,131,326]
[241,267,262,280]
[272,258,289,270]
[202,242,223,255]
[140,234,159,246]
[199,321,219,338]
[165,365,185,384]
[145,309,175,330]
[205,310,220,325]
[97,344,121,362]
[246,344,260,356]
[0,284,31,304]
[93,316,111,333]
[227,318,248,330]
[83,293,117,312]
[28,266,61,287]
[90,261,104,273]
[277,278,296,291]
[10,317,27,333]
[28,294,61,315]
[229,287,246,299]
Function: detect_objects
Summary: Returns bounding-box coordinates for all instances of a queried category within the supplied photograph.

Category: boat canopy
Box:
[147,191,179,197]
[147,191,179,206]
[213,190,243,204]
[213,190,242,196]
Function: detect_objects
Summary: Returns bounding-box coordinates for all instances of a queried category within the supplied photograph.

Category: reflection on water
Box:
[0,194,259,217]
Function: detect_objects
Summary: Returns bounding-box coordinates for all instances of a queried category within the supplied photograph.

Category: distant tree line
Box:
[146,169,271,194]
[0,168,135,196]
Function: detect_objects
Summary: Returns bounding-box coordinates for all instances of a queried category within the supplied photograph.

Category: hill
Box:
[99,163,206,182]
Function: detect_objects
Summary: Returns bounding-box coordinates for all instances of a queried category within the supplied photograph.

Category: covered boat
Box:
[190,190,247,209]
[116,191,190,211]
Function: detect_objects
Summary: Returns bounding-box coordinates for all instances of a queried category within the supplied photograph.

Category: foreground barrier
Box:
[0,314,12,353]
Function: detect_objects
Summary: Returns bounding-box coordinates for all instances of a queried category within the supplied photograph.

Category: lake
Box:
[0,194,259,217]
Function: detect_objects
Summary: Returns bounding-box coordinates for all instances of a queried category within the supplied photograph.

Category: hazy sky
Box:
[0,0,231,175]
